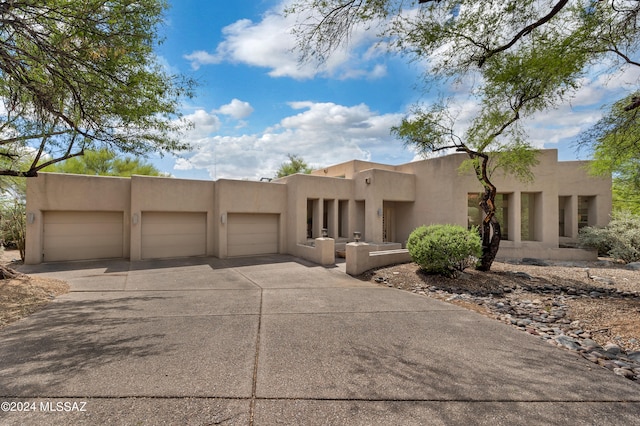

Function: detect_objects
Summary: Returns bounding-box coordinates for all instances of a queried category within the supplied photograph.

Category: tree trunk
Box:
[471,151,501,271]
[477,186,501,271]
[0,265,24,279]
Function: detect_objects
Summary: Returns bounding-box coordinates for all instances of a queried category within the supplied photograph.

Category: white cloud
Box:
[183,50,221,70]
[182,109,222,139]
[174,101,407,180]
[183,2,388,80]
[217,99,254,119]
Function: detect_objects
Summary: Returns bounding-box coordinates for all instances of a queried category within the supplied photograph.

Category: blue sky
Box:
[151,0,639,181]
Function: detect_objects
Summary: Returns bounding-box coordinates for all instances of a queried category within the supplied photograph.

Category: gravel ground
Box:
[359,259,640,352]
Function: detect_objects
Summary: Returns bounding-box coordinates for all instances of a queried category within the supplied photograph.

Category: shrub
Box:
[407,224,482,276]
[0,200,26,261]
[579,211,640,263]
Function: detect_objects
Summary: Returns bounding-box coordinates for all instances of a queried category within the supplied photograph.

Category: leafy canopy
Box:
[276,154,313,178]
[288,0,639,165]
[44,149,165,177]
[0,0,195,177]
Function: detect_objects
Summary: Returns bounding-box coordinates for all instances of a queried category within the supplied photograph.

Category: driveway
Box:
[1,255,639,425]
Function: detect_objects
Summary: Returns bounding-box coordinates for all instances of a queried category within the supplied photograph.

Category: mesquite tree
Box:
[287,0,640,270]
[0,0,195,177]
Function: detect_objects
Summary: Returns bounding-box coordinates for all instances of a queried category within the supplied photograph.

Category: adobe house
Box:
[24,149,611,265]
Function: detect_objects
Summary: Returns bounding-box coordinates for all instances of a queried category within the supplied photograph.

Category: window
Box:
[467,193,482,230]
[338,200,348,238]
[495,194,509,240]
[578,196,594,230]
[558,196,569,237]
[468,193,510,240]
[521,192,541,241]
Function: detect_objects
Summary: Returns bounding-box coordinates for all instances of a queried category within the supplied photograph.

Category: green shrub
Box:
[407,224,482,276]
[0,200,26,261]
[579,211,640,263]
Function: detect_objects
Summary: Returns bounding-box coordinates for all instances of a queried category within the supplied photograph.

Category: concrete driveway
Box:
[1,255,639,425]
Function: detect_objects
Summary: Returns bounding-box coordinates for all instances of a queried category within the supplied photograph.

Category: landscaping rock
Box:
[521,258,551,267]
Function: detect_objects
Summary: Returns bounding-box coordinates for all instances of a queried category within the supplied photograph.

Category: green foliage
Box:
[612,178,640,215]
[583,92,640,209]
[0,199,25,261]
[45,149,164,177]
[276,154,313,178]
[287,0,639,271]
[0,0,195,177]
[407,224,482,276]
[579,211,640,263]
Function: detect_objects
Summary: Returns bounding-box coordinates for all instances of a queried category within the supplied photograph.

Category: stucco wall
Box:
[215,179,287,258]
[24,149,612,264]
[25,173,132,264]
[129,175,215,260]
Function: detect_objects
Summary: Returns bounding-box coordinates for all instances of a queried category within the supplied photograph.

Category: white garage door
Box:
[227,213,279,257]
[43,211,124,262]
[141,212,207,259]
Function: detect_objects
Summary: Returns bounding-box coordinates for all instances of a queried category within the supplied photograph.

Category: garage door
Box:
[141,212,206,259]
[227,213,278,256]
[43,211,123,262]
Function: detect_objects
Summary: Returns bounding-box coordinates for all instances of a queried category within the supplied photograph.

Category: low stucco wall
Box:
[346,243,412,276]
[497,246,598,262]
[296,238,335,266]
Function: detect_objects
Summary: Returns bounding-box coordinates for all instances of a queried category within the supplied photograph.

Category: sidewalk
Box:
[1,255,639,425]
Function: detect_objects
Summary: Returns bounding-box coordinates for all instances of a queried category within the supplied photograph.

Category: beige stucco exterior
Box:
[25,149,611,265]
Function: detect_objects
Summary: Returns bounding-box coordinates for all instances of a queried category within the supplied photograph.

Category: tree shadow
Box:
[0,294,174,396]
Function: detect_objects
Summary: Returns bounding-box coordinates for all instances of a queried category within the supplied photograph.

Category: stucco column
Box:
[327,199,338,238]
[511,191,521,245]
[312,198,323,238]
[568,195,578,240]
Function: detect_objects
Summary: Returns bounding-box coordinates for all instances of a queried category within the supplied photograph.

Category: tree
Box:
[45,149,165,177]
[287,0,639,270]
[581,92,640,214]
[0,0,195,178]
[275,154,313,178]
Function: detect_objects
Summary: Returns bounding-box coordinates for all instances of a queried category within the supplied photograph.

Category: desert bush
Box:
[0,200,26,261]
[407,224,482,276]
[579,211,640,263]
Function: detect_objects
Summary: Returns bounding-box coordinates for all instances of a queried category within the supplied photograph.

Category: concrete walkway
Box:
[1,255,639,425]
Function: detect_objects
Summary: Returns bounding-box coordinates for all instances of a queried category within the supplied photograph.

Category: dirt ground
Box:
[359,260,640,352]
[0,249,69,329]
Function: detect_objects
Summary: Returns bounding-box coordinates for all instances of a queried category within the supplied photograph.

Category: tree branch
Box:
[477,0,569,66]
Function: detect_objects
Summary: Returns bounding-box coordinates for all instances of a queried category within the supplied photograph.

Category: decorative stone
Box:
[604,343,622,355]
[613,368,635,379]
[627,351,640,363]
[554,335,581,351]
[521,258,551,266]
[625,262,640,271]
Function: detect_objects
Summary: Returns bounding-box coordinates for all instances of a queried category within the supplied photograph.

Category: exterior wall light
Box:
[321,228,328,237]
[353,231,361,242]
[132,213,139,225]
[27,212,35,224]
[377,208,383,217]
[221,213,227,224]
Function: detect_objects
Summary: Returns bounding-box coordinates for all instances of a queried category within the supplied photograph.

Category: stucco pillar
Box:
[568,195,578,240]
[327,199,338,238]
[314,237,335,266]
[346,242,371,275]
[511,191,521,245]
[312,198,323,239]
